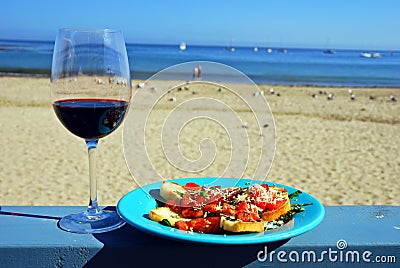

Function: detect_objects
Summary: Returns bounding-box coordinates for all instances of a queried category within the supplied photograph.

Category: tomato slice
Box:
[265,199,287,211]
[181,207,204,218]
[222,203,235,216]
[235,203,260,221]
[176,220,189,230]
[176,217,220,233]
[204,203,219,213]
[261,184,269,191]
[165,200,181,214]
[236,211,253,222]
[183,182,201,191]
[236,201,249,211]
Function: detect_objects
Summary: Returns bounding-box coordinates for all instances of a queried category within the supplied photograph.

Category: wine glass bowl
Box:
[51,29,131,233]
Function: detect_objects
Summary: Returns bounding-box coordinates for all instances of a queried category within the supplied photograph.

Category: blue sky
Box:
[1,0,399,49]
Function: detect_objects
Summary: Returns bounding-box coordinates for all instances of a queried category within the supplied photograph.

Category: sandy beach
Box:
[0,76,399,206]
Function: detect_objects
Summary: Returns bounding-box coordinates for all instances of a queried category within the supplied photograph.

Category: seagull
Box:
[390,95,397,102]
[350,94,356,100]
[269,88,275,94]
[169,97,177,102]
[327,93,334,100]
[348,89,353,95]
[137,82,145,88]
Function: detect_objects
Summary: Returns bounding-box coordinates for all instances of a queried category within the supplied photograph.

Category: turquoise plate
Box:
[117,178,324,245]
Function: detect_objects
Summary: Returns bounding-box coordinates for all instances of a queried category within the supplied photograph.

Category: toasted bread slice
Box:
[220,216,264,233]
[160,181,188,202]
[261,198,291,221]
[260,186,291,222]
[149,207,190,226]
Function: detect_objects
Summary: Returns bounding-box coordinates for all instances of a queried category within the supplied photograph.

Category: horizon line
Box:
[0,38,398,52]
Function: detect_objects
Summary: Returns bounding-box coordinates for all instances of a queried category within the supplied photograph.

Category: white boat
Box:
[179,42,186,51]
[361,52,381,58]
[372,52,382,58]
[266,48,272,53]
[361,52,372,58]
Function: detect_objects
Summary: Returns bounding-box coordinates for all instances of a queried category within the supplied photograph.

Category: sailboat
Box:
[323,49,336,54]
[226,40,235,52]
[179,42,186,51]
[322,39,336,54]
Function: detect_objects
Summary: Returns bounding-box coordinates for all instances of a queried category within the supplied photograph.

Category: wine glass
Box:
[51,29,132,233]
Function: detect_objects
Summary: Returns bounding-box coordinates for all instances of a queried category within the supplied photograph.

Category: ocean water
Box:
[1,39,399,87]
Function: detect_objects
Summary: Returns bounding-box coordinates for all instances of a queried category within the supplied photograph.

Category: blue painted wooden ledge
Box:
[0,206,398,267]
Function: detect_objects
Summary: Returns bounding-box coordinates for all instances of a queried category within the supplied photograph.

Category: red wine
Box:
[53,99,129,140]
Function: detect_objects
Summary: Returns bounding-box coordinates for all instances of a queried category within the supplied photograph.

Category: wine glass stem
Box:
[86,139,100,215]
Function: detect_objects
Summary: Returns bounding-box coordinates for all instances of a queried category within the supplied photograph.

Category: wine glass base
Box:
[58,209,125,234]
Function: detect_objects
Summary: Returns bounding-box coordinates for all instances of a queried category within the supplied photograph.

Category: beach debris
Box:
[277,93,281,97]
[192,90,197,95]
[95,78,104,84]
[169,97,177,102]
[184,86,189,91]
[150,86,158,92]
[311,93,317,98]
[263,123,269,128]
[269,88,275,94]
[369,95,375,100]
[327,93,334,100]
[177,87,182,91]
[109,76,127,85]
[390,95,397,102]
[218,88,222,92]
[253,91,260,97]
[137,82,145,88]
[319,90,327,95]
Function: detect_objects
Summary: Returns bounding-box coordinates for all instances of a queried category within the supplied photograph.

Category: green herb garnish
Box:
[159,219,172,227]
[200,191,209,197]
[173,190,185,197]
[278,202,313,223]
[289,190,302,200]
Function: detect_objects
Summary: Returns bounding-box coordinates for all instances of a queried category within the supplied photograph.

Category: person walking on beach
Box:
[193,65,202,80]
